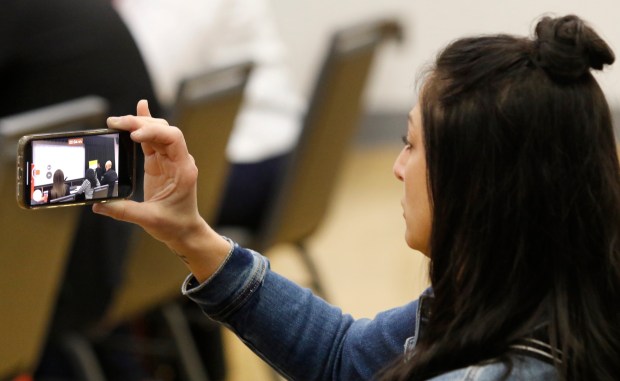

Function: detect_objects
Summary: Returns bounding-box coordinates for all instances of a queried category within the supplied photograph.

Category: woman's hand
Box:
[93,100,231,281]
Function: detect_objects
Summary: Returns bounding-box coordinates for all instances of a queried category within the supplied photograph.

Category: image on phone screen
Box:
[18,129,135,209]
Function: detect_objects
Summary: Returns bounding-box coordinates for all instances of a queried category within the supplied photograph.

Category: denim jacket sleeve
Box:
[182,241,420,380]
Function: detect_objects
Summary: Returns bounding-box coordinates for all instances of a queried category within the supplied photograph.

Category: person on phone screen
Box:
[49,169,70,201]
[95,160,105,183]
[74,168,101,200]
[100,160,118,197]
[95,14,620,381]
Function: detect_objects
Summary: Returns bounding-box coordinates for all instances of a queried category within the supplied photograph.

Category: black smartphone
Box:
[17,128,136,209]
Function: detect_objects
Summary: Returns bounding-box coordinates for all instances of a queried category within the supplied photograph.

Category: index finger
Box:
[128,123,190,162]
[106,114,168,132]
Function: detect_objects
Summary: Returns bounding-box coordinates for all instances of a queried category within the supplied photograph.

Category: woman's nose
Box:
[393,150,405,182]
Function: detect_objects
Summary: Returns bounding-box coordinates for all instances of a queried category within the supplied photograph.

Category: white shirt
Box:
[114,0,304,162]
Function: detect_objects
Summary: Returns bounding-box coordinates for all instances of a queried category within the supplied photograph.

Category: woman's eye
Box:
[401,135,412,149]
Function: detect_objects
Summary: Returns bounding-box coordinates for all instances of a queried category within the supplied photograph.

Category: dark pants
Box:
[215,152,290,232]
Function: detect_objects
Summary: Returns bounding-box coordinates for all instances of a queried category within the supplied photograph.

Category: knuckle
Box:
[155,117,169,125]
[170,126,184,138]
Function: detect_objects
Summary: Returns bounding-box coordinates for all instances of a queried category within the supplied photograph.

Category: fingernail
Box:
[108,117,120,126]
[92,204,107,215]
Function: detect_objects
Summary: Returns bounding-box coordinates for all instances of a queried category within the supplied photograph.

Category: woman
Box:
[381,15,619,380]
[95,15,619,380]
[75,168,100,200]
[49,169,69,200]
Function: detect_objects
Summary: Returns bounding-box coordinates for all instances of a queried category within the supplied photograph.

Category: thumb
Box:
[92,199,145,226]
[136,99,152,117]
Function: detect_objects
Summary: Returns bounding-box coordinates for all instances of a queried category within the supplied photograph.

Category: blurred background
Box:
[1,1,618,381]
[272,0,619,114]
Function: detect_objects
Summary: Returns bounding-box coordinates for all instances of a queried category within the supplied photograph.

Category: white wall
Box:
[271,0,619,112]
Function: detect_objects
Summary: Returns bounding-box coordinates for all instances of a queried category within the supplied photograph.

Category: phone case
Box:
[17,128,135,210]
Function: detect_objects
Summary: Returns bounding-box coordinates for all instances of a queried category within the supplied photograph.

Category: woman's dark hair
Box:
[85,168,98,188]
[50,169,67,199]
[381,15,619,380]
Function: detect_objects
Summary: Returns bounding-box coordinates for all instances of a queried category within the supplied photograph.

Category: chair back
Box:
[0,96,108,378]
[92,184,109,199]
[102,62,252,327]
[49,193,77,203]
[173,61,253,222]
[255,19,403,249]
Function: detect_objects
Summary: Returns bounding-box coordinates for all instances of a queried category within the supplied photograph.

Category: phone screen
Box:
[18,129,135,209]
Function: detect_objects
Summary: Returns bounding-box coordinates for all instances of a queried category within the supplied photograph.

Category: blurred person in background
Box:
[0,0,160,378]
[114,0,305,232]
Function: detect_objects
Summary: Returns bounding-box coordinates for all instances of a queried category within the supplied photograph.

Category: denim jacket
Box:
[182,241,559,380]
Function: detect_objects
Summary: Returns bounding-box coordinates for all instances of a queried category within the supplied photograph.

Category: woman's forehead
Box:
[408,105,422,132]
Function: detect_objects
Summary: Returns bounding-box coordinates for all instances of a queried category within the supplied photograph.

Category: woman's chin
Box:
[404,232,430,257]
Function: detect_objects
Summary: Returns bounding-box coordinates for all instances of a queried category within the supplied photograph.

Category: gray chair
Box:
[221,18,404,299]
[50,193,77,203]
[92,184,109,199]
[172,61,254,222]
[100,62,252,381]
[0,96,108,380]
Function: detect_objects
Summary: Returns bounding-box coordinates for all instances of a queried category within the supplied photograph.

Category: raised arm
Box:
[92,100,422,380]
[92,100,230,282]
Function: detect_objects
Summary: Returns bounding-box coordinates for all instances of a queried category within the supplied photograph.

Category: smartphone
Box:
[17,128,136,209]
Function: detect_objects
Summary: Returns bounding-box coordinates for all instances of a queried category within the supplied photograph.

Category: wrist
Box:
[166,217,232,282]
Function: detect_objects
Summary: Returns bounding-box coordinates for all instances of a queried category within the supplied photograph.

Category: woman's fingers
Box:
[136,99,151,117]
[93,198,172,229]
[106,115,168,132]
[94,100,200,243]
[106,114,186,160]
[131,125,189,161]
[137,99,169,125]
[106,99,168,133]
[92,199,143,224]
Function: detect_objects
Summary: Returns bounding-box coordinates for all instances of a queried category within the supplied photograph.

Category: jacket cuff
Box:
[182,240,269,321]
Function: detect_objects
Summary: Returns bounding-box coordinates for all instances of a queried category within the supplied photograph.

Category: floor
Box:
[219,143,431,381]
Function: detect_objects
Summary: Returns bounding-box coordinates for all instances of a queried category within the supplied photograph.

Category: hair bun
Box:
[534,15,615,79]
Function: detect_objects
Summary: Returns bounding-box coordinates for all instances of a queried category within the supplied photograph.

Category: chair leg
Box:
[60,332,107,381]
[161,302,212,381]
[296,242,329,301]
